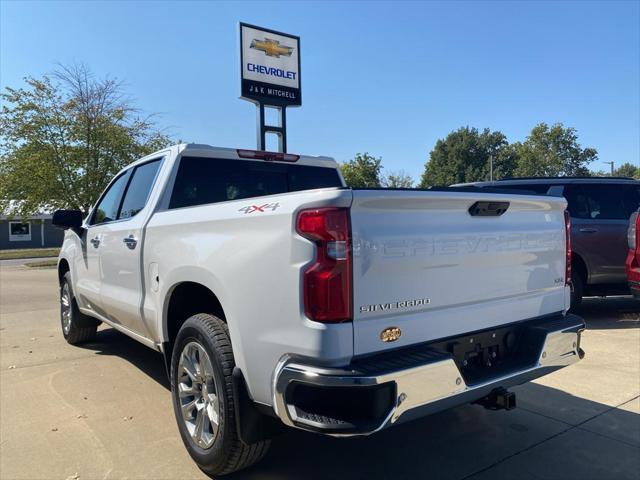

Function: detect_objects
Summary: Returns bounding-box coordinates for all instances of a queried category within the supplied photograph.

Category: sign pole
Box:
[256,103,287,153]
[239,22,301,153]
[280,106,287,153]
[256,103,265,150]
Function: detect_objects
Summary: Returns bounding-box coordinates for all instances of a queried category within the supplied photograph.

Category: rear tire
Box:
[170,313,270,476]
[60,272,99,344]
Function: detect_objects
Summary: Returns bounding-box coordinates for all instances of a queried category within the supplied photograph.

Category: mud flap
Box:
[232,367,286,445]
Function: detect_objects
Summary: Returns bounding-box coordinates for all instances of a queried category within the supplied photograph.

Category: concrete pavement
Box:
[1,265,638,479]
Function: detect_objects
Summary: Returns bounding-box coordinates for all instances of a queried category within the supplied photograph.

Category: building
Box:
[0,212,65,250]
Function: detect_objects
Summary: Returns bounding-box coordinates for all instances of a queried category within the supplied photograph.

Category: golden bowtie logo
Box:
[250,38,294,58]
[380,327,402,343]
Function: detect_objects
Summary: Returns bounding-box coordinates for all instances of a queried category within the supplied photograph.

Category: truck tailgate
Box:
[350,189,569,356]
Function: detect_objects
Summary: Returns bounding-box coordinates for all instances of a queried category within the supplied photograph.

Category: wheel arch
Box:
[58,258,70,285]
[158,267,255,401]
[164,281,227,349]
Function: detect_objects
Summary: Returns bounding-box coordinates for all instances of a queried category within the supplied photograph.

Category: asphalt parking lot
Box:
[1,264,638,480]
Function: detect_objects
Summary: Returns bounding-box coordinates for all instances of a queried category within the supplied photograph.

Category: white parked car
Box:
[54,144,585,475]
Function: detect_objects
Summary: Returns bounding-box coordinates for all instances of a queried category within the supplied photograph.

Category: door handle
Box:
[123,235,138,250]
[579,228,598,234]
[90,236,100,248]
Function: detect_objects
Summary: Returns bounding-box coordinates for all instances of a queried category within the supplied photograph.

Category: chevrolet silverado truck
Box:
[53,144,585,475]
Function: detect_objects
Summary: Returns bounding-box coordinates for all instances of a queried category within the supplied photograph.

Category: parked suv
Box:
[454,177,640,305]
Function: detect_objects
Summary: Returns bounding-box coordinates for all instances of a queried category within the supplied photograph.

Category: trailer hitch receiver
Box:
[476,387,516,411]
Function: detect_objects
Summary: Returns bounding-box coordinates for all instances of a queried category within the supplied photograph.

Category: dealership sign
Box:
[240,23,301,106]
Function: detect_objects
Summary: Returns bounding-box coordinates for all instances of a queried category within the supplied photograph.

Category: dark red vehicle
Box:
[626,210,640,299]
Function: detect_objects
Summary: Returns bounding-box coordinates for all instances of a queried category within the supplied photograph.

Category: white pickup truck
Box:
[54,144,585,475]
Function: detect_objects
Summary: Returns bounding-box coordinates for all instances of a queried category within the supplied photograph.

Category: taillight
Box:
[632,211,640,264]
[564,210,572,286]
[628,211,638,251]
[296,208,352,323]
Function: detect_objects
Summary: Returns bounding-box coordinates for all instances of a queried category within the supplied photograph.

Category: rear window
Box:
[169,156,342,209]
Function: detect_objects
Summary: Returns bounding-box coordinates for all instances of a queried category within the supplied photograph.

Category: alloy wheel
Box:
[177,341,220,449]
[61,283,72,335]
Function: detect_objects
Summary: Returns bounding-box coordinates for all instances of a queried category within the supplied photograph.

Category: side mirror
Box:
[52,210,83,230]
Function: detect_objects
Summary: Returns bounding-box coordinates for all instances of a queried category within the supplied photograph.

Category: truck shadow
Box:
[78,328,170,389]
[233,382,639,480]
[75,297,638,480]
[225,384,640,480]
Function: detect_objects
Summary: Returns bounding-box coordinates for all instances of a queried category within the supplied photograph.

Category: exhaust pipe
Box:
[476,387,516,411]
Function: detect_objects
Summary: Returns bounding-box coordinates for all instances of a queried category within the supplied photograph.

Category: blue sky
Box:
[1,0,638,179]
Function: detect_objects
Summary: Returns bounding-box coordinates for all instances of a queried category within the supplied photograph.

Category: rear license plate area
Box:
[432,324,543,385]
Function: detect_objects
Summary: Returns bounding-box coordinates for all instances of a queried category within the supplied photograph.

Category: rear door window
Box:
[579,184,638,220]
[169,157,342,209]
[563,185,591,219]
[119,159,162,219]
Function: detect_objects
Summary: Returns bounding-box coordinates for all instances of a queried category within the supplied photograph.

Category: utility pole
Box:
[603,161,614,176]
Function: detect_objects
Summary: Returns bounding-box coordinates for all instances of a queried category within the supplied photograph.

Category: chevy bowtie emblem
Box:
[250,38,294,58]
[380,327,402,343]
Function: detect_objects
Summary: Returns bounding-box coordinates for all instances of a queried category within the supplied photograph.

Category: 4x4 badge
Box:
[238,202,280,214]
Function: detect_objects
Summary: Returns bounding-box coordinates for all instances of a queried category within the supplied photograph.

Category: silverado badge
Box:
[380,327,402,343]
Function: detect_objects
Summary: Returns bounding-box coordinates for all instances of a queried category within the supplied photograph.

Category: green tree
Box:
[514,123,597,177]
[382,170,414,188]
[340,153,382,188]
[0,64,170,217]
[419,127,516,187]
[615,162,640,179]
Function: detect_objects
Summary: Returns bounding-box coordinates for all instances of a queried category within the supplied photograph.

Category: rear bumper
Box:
[273,313,585,436]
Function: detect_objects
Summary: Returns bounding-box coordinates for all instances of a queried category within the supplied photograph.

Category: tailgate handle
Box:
[469,201,510,217]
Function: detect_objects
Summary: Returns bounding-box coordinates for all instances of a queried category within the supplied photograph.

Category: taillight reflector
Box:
[296,208,352,323]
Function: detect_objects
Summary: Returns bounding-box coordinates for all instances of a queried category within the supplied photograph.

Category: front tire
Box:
[170,313,270,476]
[60,272,99,344]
